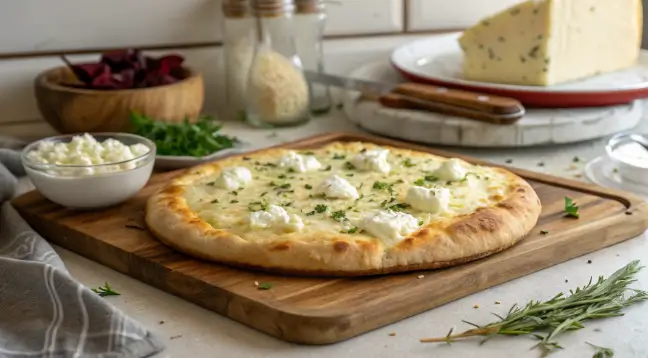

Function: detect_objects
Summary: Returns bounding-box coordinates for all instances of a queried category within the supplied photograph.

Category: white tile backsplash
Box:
[0,0,224,54]
[406,0,524,31]
[324,0,404,35]
[0,0,406,54]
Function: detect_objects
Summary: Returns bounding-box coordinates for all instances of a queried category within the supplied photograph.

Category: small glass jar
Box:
[294,0,332,115]
[221,0,255,121]
[244,0,311,128]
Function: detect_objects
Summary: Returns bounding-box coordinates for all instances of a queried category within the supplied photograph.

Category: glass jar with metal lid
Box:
[294,0,332,115]
[244,0,311,128]
[221,0,255,121]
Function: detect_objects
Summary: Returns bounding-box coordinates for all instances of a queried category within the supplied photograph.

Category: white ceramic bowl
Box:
[21,133,156,209]
[605,132,648,187]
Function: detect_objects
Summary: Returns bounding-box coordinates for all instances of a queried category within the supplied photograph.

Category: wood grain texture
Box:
[34,66,204,133]
[12,132,648,345]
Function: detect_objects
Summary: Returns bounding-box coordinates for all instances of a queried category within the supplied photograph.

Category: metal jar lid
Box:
[294,0,324,14]
[222,0,251,18]
[251,0,295,17]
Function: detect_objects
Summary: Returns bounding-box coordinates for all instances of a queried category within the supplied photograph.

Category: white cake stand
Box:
[342,61,644,148]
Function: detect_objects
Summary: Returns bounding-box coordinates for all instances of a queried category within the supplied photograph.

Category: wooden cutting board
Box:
[12,132,648,345]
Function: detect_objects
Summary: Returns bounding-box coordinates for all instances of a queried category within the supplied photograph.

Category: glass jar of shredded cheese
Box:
[245,0,311,128]
[294,0,332,115]
[221,0,255,121]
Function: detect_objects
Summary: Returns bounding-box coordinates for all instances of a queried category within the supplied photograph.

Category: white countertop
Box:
[18,110,648,358]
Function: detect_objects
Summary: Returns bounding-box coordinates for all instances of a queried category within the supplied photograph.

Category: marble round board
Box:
[391,32,648,107]
[342,61,643,148]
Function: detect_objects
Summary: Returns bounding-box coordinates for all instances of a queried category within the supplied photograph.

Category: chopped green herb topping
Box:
[342,227,359,234]
[344,161,356,170]
[332,153,346,160]
[331,210,347,222]
[230,200,239,204]
[211,199,219,204]
[387,203,411,212]
[248,202,267,212]
[373,181,390,190]
[315,204,328,213]
[414,178,425,186]
[304,184,313,189]
[403,159,415,168]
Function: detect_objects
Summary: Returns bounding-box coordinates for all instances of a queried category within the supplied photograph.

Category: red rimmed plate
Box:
[391,33,648,108]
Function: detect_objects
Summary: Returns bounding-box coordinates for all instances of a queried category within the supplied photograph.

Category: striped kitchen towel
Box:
[0,137,164,358]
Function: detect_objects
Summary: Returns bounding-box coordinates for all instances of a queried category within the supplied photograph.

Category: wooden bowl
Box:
[34,66,204,134]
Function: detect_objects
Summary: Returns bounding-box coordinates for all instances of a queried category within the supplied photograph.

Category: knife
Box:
[303,71,525,125]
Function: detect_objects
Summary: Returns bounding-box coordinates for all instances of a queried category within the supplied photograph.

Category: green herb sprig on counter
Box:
[129,112,238,157]
[419,261,648,356]
[587,343,614,358]
[564,196,580,218]
[91,282,121,297]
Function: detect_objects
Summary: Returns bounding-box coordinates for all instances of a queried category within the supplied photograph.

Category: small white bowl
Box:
[21,133,155,210]
[605,132,648,187]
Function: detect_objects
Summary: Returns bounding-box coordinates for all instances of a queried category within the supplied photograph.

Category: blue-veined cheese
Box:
[458,0,643,86]
[214,167,252,190]
[405,186,451,214]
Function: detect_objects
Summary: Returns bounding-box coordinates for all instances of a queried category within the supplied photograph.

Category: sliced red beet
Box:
[101,49,143,72]
[61,50,185,90]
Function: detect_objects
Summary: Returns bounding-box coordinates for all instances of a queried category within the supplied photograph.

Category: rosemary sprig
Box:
[420,261,647,356]
[587,342,614,358]
[91,282,121,297]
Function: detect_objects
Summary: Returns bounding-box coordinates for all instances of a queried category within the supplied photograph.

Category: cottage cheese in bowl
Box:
[22,133,156,209]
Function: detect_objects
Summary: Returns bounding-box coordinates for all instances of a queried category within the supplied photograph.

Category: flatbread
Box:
[145,141,541,276]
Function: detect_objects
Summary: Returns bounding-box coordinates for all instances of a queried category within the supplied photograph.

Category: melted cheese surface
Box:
[181,144,511,246]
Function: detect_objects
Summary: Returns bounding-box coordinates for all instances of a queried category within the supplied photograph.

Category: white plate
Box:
[155,142,251,170]
[390,33,648,107]
[584,156,648,200]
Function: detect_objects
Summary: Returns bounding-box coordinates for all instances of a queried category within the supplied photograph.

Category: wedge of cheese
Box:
[458,0,643,86]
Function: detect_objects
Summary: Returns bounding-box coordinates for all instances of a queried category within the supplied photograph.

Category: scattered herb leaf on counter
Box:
[587,343,614,358]
[129,112,238,157]
[91,282,121,297]
[257,282,273,290]
[564,196,580,218]
[419,261,648,356]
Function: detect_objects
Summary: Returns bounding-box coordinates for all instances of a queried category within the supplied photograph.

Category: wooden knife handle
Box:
[391,83,523,117]
[379,93,522,125]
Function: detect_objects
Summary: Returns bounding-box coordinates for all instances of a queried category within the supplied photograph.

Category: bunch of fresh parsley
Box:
[129,112,238,157]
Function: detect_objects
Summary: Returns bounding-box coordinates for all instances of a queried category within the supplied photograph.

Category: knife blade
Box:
[303,70,525,125]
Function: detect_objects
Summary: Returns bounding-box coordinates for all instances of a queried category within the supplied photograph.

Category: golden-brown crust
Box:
[145,142,542,277]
